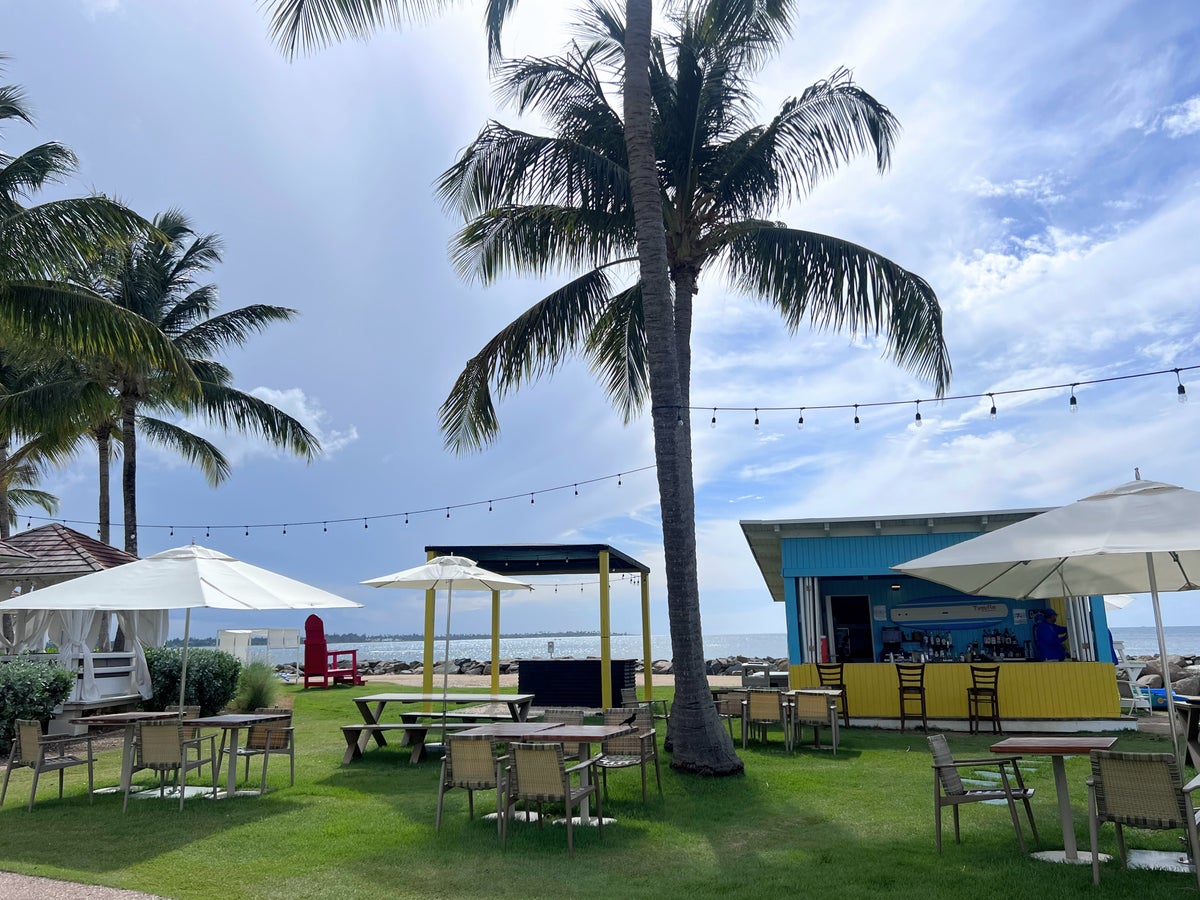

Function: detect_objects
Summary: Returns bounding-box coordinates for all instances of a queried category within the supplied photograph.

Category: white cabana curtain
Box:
[52,609,100,701]
[10,609,53,654]
[116,609,168,699]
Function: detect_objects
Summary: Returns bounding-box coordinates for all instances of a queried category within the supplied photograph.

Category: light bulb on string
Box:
[988,394,997,420]
[323,522,327,533]
[446,508,451,518]
[244,526,249,537]
[1069,385,1078,413]
[169,525,174,537]
[710,408,717,428]
[574,484,578,496]
[914,400,922,428]
[205,526,210,539]
[753,408,759,430]
[530,493,535,505]
[617,473,622,487]
[796,408,804,431]
[404,513,409,525]
[488,501,493,512]
[282,525,287,535]
[1177,369,1188,404]
[853,404,861,430]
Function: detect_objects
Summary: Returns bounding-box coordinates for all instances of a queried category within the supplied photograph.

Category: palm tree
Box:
[261,0,736,772]
[81,209,323,555]
[0,60,193,378]
[435,0,950,772]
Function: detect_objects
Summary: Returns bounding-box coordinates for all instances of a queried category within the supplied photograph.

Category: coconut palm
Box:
[262,0,743,773]
[436,0,950,769]
[81,209,322,555]
[0,61,192,377]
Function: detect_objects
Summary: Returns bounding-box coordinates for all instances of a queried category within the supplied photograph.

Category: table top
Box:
[183,713,288,727]
[990,736,1118,755]
[354,693,534,705]
[456,723,634,742]
[785,688,843,698]
[453,721,563,738]
[69,711,179,726]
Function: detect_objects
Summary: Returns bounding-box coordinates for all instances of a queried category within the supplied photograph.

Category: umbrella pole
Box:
[178,608,191,710]
[1147,553,1183,763]
[442,583,453,751]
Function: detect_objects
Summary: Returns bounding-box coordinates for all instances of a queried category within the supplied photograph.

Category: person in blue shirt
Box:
[1034,610,1069,661]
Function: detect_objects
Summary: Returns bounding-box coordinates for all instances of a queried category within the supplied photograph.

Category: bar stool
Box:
[966,665,1001,734]
[816,662,850,728]
[896,663,927,731]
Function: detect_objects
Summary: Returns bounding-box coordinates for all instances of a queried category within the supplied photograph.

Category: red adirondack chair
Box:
[302,614,364,689]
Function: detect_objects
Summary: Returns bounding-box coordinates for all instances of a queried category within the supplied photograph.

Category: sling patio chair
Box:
[502,741,602,857]
[596,707,662,802]
[1087,750,1200,889]
[1,719,94,812]
[540,707,586,760]
[743,688,791,750]
[436,733,508,836]
[220,708,295,793]
[124,720,217,812]
[928,733,1038,854]
[713,689,747,740]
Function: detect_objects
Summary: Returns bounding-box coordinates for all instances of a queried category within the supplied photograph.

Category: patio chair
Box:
[1,719,94,812]
[928,734,1038,853]
[503,741,602,857]
[1114,672,1152,715]
[816,662,850,727]
[790,692,838,754]
[713,689,747,740]
[1087,750,1200,889]
[541,707,586,759]
[596,707,662,802]
[221,708,294,793]
[165,704,207,762]
[897,663,928,731]
[124,720,217,812]
[743,688,790,750]
[302,613,364,688]
[966,665,1001,734]
[436,734,507,836]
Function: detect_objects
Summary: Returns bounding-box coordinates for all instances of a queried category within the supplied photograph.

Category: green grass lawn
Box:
[0,685,1189,899]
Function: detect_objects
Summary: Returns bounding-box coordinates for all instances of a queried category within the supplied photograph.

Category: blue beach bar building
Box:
[741,509,1129,732]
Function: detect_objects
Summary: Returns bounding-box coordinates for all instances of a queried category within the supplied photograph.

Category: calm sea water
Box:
[256,628,1199,665]
[267,632,787,665]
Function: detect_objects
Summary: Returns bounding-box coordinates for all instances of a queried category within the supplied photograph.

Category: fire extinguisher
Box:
[820,635,829,663]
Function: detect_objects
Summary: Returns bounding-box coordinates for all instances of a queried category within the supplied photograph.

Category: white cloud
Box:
[970,173,1067,205]
[1159,96,1200,137]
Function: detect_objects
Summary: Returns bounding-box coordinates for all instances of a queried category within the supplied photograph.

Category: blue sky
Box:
[4,1,1199,641]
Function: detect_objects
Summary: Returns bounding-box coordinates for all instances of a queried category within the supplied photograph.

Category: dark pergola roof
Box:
[425,543,649,577]
[0,523,137,585]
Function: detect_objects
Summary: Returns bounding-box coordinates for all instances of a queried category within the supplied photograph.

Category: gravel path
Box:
[0,872,165,899]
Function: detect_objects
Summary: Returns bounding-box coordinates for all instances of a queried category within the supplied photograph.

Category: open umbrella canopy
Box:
[895,479,1200,598]
[362,555,534,594]
[0,544,364,612]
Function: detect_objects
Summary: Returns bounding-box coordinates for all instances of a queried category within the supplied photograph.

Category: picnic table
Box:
[343,693,536,765]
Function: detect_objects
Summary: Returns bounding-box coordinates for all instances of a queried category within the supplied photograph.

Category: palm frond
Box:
[0,143,79,204]
[265,0,455,59]
[583,282,648,421]
[1,196,154,279]
[726,224,951,393]
[136,416,231,486]
[172,304,298,357]
[189,383,322,461]
[439,267,617,452]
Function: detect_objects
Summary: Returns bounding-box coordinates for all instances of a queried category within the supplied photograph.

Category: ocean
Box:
[260,627,1198,666]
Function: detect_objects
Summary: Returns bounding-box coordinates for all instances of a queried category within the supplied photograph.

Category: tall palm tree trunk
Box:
[120,398,137,557]
[624,0,741,775]
[95,424,112,545]
[0,438,9,646]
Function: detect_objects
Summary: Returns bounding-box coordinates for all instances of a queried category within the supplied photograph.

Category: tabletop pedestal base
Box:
[553,816,615,827]
[484,810,541,823]
[1031,850,1111,865]
[125,784,215,801]
[1127,849,1194,873]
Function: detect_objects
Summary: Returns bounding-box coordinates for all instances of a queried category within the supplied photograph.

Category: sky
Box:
[3,0,1199,642]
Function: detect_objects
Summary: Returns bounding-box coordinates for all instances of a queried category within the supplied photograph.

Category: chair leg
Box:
[29,764,41,812]
[934,786,943,853]
[1002,791,1026,854]
[653,750,662,795]
[261,752,270,794]
[1089,786,1101,885]
[179,762,188,812]
[0,758,13,807]
[640,762,647,803]
[58,767,65,800]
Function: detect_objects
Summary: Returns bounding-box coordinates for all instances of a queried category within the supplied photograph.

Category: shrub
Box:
[144,647,240,716]
[0,657,75,753]
[234,661,279,711]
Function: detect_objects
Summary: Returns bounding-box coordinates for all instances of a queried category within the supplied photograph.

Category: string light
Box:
[618,473,622,487]
[244,526,249,537]
[446,508,450,518]
[169,526,174,536]
[796,408,804,430]
[988,394,997,420]
[529,493,534,505]
[913,400,922,428]
[282,525,287,534]
[1069,384,1078,413]
[753,408,760,430]
[853,404,860,430]
[363,518,368,529]
[710,408,716,428]
[573,484,578,496]
[323,522,327,533]
[1177,369,1188,404]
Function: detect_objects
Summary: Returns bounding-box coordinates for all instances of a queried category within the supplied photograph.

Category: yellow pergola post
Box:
[640,573,653,702]
[599,549,612,709]
[490,588,501,695]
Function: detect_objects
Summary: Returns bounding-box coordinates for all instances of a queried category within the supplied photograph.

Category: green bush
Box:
[0,657,75,753]
[234,661,279,711]
[144,647,240,716]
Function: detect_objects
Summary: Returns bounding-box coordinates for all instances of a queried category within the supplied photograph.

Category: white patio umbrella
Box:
[895,475,1200,755]
[362,555,532,745]
[1,544,362,708]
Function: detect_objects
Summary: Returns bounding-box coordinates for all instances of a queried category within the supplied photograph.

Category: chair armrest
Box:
[933,759,1017,772]
[183,734,216,753]
[1184,773,1200,795]
[566,754,603,775]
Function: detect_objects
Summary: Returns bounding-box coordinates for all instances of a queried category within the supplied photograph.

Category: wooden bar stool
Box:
[816,662,850,728]
[896,663,927,731]
[966,665,1001,734]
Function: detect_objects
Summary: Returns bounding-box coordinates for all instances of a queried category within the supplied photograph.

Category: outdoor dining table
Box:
[456,721,633,825]
[69,710,180,794]
[990,735,1118,864]
[183,712,288,797]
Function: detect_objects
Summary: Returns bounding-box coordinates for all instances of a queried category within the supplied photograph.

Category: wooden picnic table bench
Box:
[340,722,475,765]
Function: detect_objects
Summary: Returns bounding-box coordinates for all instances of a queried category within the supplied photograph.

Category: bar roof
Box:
[424,543,649,577]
